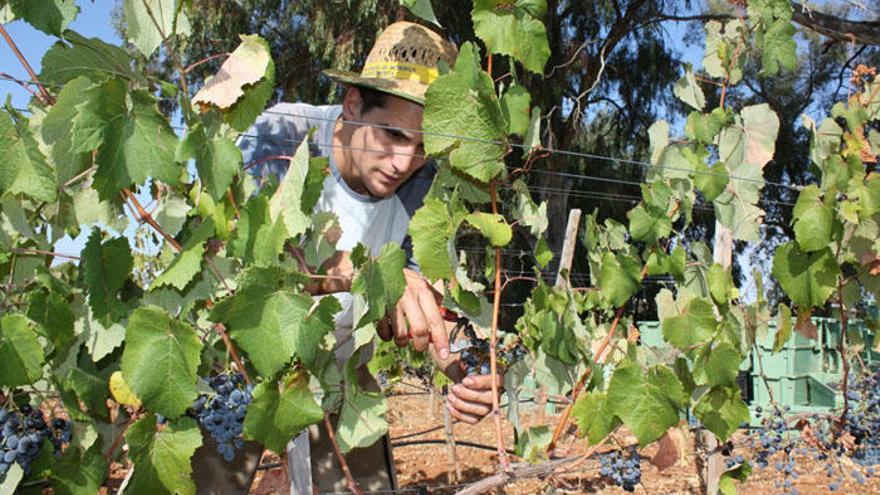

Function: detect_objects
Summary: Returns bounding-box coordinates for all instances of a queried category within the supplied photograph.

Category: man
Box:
[237,21,499,493]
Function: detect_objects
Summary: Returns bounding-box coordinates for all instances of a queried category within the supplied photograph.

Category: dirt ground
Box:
[250,379,880,495]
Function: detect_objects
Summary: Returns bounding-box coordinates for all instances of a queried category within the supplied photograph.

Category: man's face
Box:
[344,89,426,198]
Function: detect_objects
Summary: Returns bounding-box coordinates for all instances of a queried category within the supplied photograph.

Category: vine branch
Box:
[488,182,510,473]
[323,412,364,495]
[212,323,251,384]
[0,24,54,105]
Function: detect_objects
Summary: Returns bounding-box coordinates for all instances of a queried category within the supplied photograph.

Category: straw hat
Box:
[324,21,457,105]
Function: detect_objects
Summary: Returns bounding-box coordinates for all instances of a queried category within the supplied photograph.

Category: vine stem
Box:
[0,24,54,106]
[11,248,80,261]
[243,154,293,171]
[488,183,510,473]
[183,52,230,74]
[104,415,136,462]
[322,412,364,495]
[212,323,251,384]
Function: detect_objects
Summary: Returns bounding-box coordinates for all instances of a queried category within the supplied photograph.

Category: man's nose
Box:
[390,146,420,174]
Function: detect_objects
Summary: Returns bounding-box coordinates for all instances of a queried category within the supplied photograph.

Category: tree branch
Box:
[792,1,880,45]
[0,24,54,105]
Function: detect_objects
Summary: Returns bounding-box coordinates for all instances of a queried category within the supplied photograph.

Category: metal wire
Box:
[254,108,803,191]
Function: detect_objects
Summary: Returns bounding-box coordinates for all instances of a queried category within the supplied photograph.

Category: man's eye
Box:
[386,129,407,141]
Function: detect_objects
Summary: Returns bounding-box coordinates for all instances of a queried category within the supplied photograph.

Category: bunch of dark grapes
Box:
[0,405,71,479]
[192,372,253,462]
[458,324,526,377]
[750,405,790,468]
[597,446,641,492]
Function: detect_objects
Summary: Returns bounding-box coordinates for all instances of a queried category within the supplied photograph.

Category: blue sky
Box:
[1,0,119,109]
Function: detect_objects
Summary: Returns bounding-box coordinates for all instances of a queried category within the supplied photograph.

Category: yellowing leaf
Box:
[109,370,142,408]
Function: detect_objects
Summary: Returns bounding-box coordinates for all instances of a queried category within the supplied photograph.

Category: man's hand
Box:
[386,268,449,359]
[446,374,502,424]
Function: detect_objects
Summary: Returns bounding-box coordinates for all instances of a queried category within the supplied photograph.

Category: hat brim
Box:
[323,69,426,105]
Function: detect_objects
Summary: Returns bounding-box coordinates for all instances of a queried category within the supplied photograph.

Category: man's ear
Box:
[341,86,364,120]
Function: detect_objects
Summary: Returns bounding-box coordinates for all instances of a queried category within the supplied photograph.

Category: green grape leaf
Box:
[303,211,340,269]
[49,443,108,495]
[534,236,553,269]
[193,34,271,110]
[773,303,792,353]
[126,415,202,495]
[244,376,324,454]
[511,179,547,236]
[465,212,513,247]
[298,295,341,371]
[771,243,840,309]
[607,363,684,447]
[598,252,641,307]
[694,386,749,441]
[120,307,201,419]
[7,0,79,37]
[759,19,796,76]
[123,0,191,57]
[673,66,705,111]
[150,190,190,238]
[696,343,742,388]
[227,195,287,265]
[685,108,731,145]
[708,263,733,305]
[152,218,215,291]
[66,355,112,421]
[177,122,241,201]
[27,290,75,355]
[40,31,140,85]
[0,314,45,388]
[648,120,669,165]
[210,268,327,376]
[41,76,94,185]
[471,0,550,74]
[514,425,551,463]
[694,161,728,201]
[662,297,717,351]
[72,79,180,199]
[351,243,406,329]
[78,308,126,363]
[423,42,507,182]
[501,84,532,137]
[792,185,833,252]
[714,104,779,241]
[571,390,621,445]
[399,0,440,26]
[268,137,311,240]
[627,203,672,245]
[81,229,132,323]
[336,358,388,453]
[522,106,542,157]
[408,197,463,281]
[0,107,56,203]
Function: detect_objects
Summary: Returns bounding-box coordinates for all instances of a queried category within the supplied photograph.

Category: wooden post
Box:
[555,209,582,288]
[705,220,733,495]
